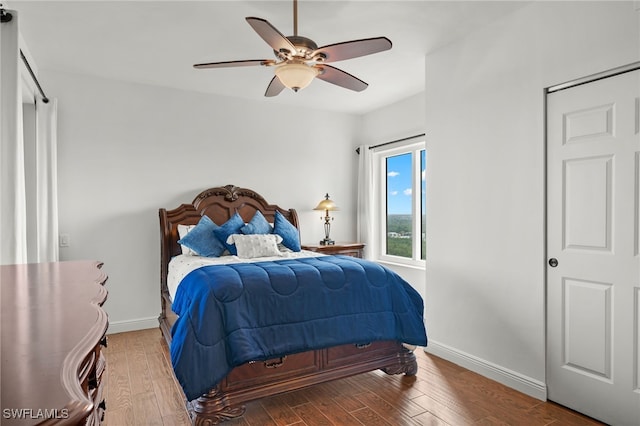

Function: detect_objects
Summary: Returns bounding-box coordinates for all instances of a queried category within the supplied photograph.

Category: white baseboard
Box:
[424,340,547,401]
[107,316,159,334]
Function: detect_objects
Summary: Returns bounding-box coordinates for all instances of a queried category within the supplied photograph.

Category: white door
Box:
[546,68,640,426]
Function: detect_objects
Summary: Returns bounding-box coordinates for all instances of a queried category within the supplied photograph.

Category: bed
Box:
[158,184,427,425]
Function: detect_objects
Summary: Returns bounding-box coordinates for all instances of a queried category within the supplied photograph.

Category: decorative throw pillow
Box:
[177,224,197,255]
[273,210,301,252]
[226,234,283,259]
[213,212,245,255]
[177,215,225,257]
[241,210,273,235]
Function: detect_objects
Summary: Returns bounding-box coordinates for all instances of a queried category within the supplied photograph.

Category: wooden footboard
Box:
[159,312,417,425]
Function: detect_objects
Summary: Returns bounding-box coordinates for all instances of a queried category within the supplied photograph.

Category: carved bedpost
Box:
[189,387,245,425]
[381,346,418,376]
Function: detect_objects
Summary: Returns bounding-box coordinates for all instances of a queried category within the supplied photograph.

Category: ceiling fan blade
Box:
[246,17,296,55]
[264,76,286,97]
[314,37,392,63]
[194,59,274,69]
[316,65,368,92]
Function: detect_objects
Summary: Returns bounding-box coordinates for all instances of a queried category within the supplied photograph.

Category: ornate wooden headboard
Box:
[158,185,299,336]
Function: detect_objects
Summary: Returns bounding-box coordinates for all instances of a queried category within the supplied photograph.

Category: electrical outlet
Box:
[59,234,70,247]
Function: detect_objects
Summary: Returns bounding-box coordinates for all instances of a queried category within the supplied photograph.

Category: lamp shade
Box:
[313,194,339,211]
[275,62,319,92]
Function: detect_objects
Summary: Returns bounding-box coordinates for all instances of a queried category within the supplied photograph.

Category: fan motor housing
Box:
[275,35,319,60]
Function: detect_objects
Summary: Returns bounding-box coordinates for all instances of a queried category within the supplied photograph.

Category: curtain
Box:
[356,144,374,260]
[35,96,58,262]
[0,9,27,265]
[1,10,58,264]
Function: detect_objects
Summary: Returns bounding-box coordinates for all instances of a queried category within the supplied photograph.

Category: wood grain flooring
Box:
[102,328,604,426]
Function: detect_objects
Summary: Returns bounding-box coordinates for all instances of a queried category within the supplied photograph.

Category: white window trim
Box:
[372,140,426,269]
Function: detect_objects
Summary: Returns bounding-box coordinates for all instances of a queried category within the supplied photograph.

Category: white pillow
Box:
[177,224,197,255]
[226,234,284,259]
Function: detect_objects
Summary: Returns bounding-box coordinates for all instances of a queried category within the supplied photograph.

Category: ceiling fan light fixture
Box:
[194,0,392,97]
[275,62,319,92]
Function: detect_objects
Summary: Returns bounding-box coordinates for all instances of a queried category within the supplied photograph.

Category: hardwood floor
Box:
[103,328,604,426]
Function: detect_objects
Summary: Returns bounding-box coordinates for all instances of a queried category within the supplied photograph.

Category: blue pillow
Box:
[241,210,273,235]
[177,215,225,257]
[273,210,301,252]
[213,212,245,255]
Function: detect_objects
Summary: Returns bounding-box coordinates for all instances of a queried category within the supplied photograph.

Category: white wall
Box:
[358,92,425,148]
[425,1,639,398]
[46,70,360,332]
[358,92,426,298]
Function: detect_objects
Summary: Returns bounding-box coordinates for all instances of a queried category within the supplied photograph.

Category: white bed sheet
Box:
[167,250,325,302]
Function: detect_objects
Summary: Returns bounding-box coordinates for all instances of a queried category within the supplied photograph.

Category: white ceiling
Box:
[9,0,530,114]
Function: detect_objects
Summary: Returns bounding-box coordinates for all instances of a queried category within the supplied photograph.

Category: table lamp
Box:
[313,193,339,245]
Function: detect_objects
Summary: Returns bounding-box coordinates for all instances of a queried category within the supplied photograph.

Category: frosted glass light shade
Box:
[314,195,339,211]
[275,63,319,92]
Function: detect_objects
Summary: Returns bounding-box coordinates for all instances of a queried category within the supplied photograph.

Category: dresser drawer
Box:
[89,377,105,425]
[325,341,401,368]
[224,350,320,390]
[301,243,364,258]
[79,351,97,392]
[334,248,362,258]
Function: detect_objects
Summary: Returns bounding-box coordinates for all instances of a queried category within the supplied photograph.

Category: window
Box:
[374,141,426,266]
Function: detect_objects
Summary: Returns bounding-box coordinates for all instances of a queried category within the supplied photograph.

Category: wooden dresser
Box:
[1,261,108,425]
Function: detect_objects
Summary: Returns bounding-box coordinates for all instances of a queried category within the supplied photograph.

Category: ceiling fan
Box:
[193,0,392,97]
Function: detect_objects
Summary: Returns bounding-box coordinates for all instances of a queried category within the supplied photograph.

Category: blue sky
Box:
[386,151,426,215]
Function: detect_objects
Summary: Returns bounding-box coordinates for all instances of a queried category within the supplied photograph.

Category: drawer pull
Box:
[264,356,287,369]
[100,336,108,348]
[355,343,371,349]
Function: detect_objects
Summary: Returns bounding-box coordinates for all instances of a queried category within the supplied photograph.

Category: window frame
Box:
[373,140,426,268]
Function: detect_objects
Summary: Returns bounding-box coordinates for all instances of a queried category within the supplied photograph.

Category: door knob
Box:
[548,258,558,267]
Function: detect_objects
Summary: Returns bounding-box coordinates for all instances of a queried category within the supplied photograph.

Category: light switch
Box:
[59,234,70,247]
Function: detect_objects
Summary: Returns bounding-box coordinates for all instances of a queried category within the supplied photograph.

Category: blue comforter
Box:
[170,255,427,400]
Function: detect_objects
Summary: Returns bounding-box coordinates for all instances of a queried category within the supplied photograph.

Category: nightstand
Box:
[301,243,365,258]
